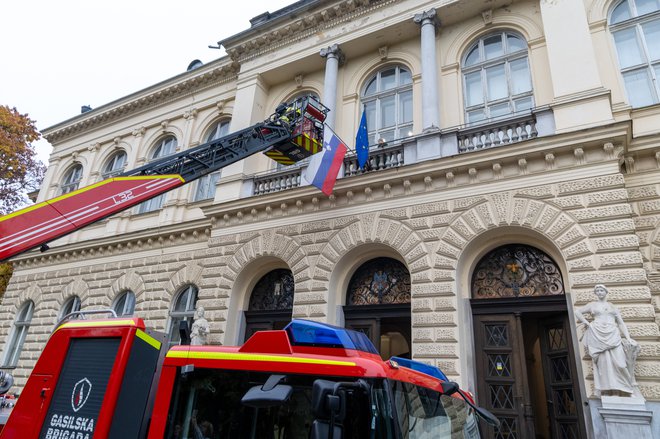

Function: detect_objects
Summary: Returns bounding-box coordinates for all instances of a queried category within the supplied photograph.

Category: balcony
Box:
[250,108,554,196]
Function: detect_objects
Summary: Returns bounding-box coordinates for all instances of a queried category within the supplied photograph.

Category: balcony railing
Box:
[253,168,303,195]
[457,112,538,153]
[344,143,405,176]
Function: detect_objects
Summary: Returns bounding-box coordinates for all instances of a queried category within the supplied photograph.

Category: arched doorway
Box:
[343,257,411,360]
[243,269,293,342]
[471,244,586,439]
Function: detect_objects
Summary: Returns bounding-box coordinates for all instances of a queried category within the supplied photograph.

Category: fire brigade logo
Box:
[71,378,92,412]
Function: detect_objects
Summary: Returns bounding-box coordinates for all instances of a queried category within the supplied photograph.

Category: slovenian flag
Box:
[304,126,347,196]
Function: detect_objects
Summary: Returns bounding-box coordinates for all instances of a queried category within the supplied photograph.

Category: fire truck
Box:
[0,314,498,438]
[0,96,499,437]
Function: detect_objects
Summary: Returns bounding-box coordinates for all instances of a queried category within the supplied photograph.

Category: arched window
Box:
[361,66,413,144]
[471,244,564,298]
[113,290,135,316]
[2,301,34,367]
[462,31,533,123]
[136,136,177,213]
[60,164,83,194]
[167,284,198,346]
[102,151,127,179]
[59,295,81,320]
[609,0,660,107]
[244,269,294,341]
[193,121,231,201]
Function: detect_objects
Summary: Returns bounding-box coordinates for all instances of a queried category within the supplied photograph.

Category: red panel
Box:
[0,176,184,261]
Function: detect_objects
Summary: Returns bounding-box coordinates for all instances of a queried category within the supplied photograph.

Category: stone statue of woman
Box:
[574,284,640,397]
[190,306,210,346]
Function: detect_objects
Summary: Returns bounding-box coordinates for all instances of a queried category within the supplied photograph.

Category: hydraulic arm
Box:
[0,96,328,262]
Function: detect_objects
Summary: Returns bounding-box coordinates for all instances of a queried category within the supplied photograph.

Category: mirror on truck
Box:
[240,374,293,408]
[310,379,345,439]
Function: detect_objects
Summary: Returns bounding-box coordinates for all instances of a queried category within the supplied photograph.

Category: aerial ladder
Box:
[0,96,329,262]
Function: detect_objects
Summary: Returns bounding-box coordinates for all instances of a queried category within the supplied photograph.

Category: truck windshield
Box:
[165,368,482,439]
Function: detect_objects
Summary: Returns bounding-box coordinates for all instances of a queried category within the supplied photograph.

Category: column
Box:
[413,9,440,131]
[320,44,344,128]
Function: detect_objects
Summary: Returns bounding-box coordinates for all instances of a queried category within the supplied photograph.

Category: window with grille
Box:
[462,31,534,123]
[609,0,660,107]
[361,66,413,144]
[2,301,34,367]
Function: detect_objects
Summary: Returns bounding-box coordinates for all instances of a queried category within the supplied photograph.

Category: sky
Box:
[2,0,296,165]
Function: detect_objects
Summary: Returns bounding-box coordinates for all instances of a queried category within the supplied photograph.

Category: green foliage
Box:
[0,105,46,215]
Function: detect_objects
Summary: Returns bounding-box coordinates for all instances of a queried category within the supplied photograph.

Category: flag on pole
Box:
[304,126,347,196]
[356,107,369,169]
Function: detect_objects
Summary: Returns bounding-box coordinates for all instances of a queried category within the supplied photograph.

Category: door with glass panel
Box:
[473,314,533,439]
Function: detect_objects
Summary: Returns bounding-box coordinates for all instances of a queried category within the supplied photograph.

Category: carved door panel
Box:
[474,314,534,439]
[539,316,586,439]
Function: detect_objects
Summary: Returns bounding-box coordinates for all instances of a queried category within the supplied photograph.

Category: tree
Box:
[0,105,46,216]
[0,105,46,300]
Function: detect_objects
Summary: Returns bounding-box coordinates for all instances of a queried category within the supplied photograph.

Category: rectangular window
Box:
[642,21,660,61]
[380,69,396,91]
[510,58,532,95]
[623,69,657,107]
[194,172,221,201]
[136,194,165,214]
[486,64,507,101]
[399,90,413,124]
[465,71,484,107]
[467,109,486,123]
[484,34,504,60]
[614,28,645,68]
[380,95,396,128]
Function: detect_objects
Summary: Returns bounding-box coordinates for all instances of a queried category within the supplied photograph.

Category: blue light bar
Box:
[285,320,379,354]
[390,356,448,381]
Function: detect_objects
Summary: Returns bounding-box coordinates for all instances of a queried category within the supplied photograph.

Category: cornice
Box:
[12,218,212,270]
[43,60,239,144]
[221,0,392,63]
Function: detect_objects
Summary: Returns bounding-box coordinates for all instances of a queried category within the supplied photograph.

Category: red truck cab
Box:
[1,317,498,439]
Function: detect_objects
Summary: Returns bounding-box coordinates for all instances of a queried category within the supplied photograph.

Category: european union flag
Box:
[356,107,369,169]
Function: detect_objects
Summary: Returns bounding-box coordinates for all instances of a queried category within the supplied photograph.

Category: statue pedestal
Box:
[597,396,653,438]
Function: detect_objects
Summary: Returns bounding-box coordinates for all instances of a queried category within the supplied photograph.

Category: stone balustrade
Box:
[457,112,539,153]
[344,144,405,177]
[253,168,303,195]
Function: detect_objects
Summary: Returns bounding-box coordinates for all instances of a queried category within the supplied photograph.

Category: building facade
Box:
[2,0,660,436]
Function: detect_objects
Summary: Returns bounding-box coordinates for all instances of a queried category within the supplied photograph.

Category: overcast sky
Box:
[2,0,295,165]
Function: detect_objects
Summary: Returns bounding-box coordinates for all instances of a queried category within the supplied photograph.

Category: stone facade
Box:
[2,0,660,436]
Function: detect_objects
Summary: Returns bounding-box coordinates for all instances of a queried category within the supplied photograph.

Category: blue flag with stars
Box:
[356,107,369,169]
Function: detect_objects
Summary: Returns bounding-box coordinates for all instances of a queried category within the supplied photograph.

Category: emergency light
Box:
[285,320,379,354]
[389,356,449,381]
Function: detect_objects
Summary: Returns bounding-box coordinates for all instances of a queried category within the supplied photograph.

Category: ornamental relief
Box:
[471,244,565,299]
[347,257,411,305]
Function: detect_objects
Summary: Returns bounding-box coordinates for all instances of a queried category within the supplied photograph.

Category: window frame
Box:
[461,31,534,124]
[101,150,128,179]
[136,135,178,214]
[113,290,136,317]
[60,164,83,194]
[2,301,34,368]
[59,295,81,320]
[167,284,198,346]
[360,66,413,145]
[609,0,660,107]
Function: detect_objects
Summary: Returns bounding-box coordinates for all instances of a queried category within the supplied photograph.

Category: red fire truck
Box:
[0,314,498,438]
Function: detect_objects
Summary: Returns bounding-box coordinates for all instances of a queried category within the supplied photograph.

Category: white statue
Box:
[575,284,640,397]
[190,306,210,346]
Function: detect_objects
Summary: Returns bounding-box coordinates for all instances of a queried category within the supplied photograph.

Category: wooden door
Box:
[473,314,535,439]
[538,316,586,439]
[344,318,380,349]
